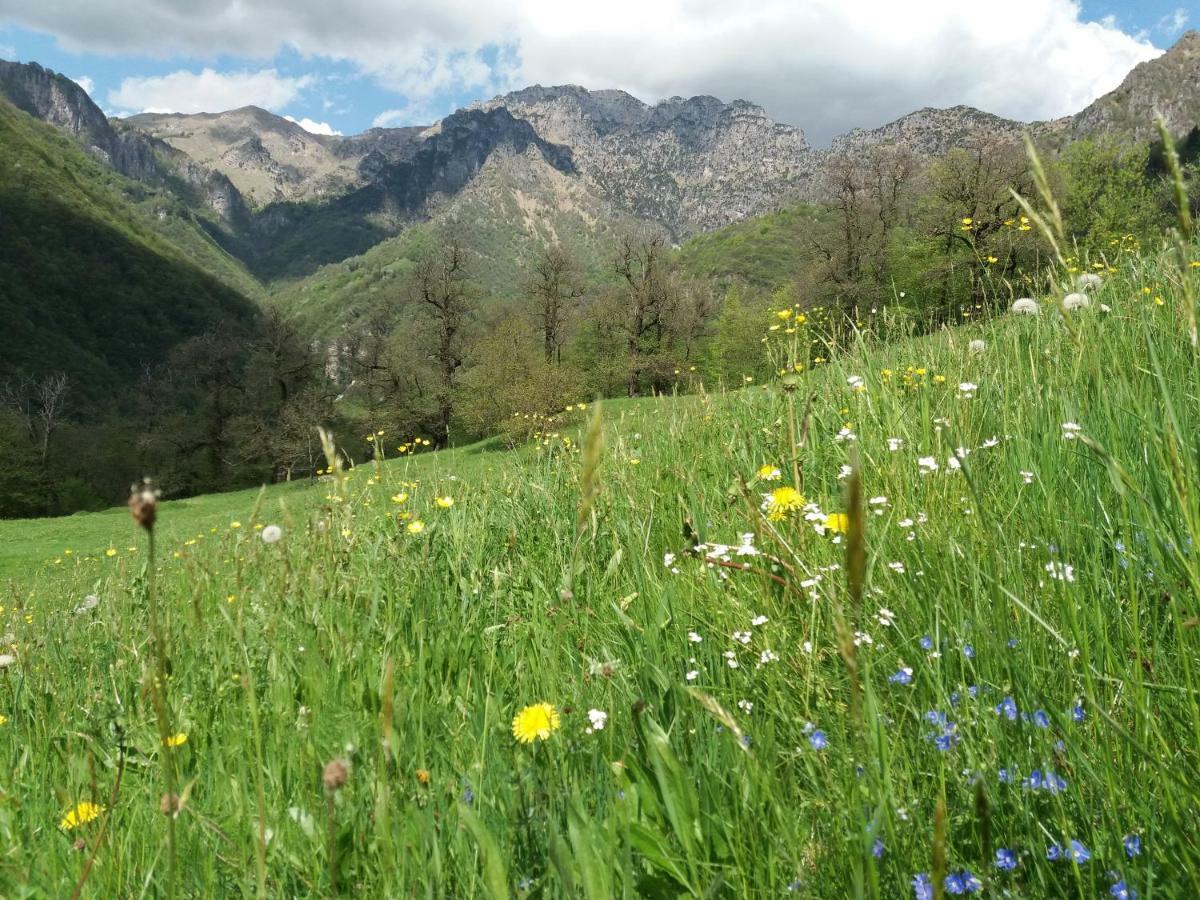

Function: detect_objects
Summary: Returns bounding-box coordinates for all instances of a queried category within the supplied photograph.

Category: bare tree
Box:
[810,145,917,308]
[527,244,585,363]
[0,372,70,468]
[615,235,676,396]
[412,235,473,444]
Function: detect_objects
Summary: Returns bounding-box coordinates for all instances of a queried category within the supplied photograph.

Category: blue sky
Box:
[0,1,1193,143]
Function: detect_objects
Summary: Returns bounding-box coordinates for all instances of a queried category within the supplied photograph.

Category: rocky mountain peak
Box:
[476,84,813,237]
[1070,30,1200,140]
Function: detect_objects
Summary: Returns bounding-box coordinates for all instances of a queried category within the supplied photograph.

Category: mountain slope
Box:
[127,106,424,206]
[245,106,579,280]
[1070,29,1200,140]
[476,85,816,238]
[0,98,260,406]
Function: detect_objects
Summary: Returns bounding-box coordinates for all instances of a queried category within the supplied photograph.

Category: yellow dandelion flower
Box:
[824,513,849,534]
[0,714,7,726]
[776,308,792,320]
[763,486,805,521]
[407,520,426,534]
[105,548,117,558]
[60,801,103,830]
[756,464,782,481]
[230,521,242,530]
[511,703,561,744]
[391,493,409,503]
[435,496,454,508]
[164,732,188,748]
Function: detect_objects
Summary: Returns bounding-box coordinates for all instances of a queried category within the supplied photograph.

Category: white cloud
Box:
[6,0,1165,143]
[284,115,342,136]
[1159,8,1189,37]
[0,44,16,60]
[72,75,94,95]
[107,68,313,115]
[372,104,437,128]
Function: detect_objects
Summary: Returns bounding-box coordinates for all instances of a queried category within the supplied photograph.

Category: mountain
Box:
[1,28,1198,332]
[243,105,581,280]
[474,85,816,238]
[0,96,259,405]
[1069,29,1200,141]
[0,59,251,229]
[828,105,1027,159]
[127,106,425,206]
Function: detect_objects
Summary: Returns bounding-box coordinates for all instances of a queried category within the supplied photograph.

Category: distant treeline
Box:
[3,127,1198,517]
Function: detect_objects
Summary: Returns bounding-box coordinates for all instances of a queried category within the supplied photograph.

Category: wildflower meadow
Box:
[2,171,1200,898]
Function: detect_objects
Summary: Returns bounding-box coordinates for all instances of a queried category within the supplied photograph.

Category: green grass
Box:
[1,249,1198,897]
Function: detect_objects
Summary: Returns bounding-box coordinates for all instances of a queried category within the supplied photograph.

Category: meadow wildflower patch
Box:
[0,242,1198,896]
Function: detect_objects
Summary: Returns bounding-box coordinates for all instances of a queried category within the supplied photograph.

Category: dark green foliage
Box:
[0,99,260,407]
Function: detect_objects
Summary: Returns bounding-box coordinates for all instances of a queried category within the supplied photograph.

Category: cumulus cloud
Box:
[71,74,94,95]
[5,0,1165,143]
[107,68,313,115]
[284,115,342,135]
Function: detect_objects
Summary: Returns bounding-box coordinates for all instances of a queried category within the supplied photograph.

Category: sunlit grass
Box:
[0,246,1197,897]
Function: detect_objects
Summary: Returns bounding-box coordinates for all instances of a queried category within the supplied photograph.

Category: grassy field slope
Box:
[0,248,1197,896]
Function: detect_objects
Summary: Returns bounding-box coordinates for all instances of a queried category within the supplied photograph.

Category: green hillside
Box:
[1,239,1197,895]
[0,99,261,405]
[676,203,821,291]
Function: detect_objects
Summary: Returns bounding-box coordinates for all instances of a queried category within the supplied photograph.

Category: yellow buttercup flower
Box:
[60,801,103,830]
[763,486,805,521]
[407,520,426,534]
[824,513,849,534]
[435,496,454,508]
[391,493,408,504]
[164,732,188,748]
[512,703,561,744]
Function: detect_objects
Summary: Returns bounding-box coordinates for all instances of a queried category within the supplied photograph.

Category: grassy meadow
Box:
[1,243,1199,898]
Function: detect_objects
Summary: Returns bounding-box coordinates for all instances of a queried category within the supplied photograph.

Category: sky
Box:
[0,1,1193,144]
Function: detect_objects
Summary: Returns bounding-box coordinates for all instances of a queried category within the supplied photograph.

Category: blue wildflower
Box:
[1124,833,1141,857]
[1110,880,1137,899]
[1072,704,1085,722]
[1033,709,1050,728]
[872,838,885,858]
[967,685,978,698]
[911,872,933,900]
[1047,844,1063,861]
[926,710,948,726]
[962,644,975,658]
[809,730,827,750]
[462,784,475,806]
[889,668,913,685]
[1070,840,1091,863]
[1008,638,1019,649]
[787,879,803,893]
[995,696,1018,721]
[995,848,1017,870]
[1023,769,1067,793]
[741,734,752,749]
[934,730,958,751]
[920,635,933,650]
[998,767,1016,784]
[944,870,982,894]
